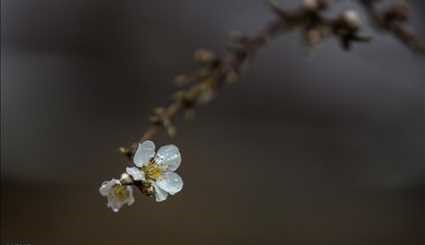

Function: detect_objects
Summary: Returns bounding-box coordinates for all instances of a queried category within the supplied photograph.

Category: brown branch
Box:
[358,0,424,52]
[120,0,422,157]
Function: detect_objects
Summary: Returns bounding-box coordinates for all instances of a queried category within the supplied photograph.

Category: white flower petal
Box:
[152,182,168,202]
[134,140,156,167]
[126,186,135,206]
[99,182,112,196]
[126,167,145,181]
[108,195,124,212]
[156,171,183,195]
[154,144,181,171]
[99,179,120,196]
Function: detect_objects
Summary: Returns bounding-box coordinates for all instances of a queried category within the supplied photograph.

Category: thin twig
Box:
[120,0,422,157]
[358,0,424,52]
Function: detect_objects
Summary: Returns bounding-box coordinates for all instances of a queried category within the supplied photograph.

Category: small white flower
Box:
[126,140,183,202]
[99,179,135,212]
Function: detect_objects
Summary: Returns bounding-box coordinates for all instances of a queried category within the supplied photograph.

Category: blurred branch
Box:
[358,0,424,52]
[120,0,422,156]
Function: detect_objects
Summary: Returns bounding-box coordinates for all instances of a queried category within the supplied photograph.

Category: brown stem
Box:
[128,0,422,150]
[358,0,424,52]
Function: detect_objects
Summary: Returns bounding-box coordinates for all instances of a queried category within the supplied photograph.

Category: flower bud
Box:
[120,173,133,185]
[174,74,191,86]
[342,10,361,30]
[194,49,215,63]
[304,0,328,11]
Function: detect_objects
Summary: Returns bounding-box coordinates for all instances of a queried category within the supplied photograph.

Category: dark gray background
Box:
[1,0,424,244]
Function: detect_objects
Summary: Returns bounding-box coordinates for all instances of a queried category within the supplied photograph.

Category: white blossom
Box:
[99,179,134,212]
[126,140,183,202]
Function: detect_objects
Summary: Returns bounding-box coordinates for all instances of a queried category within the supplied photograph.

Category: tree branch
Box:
[358,0,424,52]
[120,0,422,157]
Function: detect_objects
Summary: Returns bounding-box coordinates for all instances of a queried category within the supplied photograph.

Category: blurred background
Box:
[1,0,424,244]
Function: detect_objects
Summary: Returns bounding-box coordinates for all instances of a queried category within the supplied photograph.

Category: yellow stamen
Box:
[142,163,162,181]
[112,185,129,202]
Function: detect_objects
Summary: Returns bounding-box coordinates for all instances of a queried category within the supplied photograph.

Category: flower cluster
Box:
[99,141,183,212]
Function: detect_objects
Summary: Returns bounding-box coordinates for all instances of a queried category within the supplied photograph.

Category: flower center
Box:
[112,185,129,202]
[142,162,163,181]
